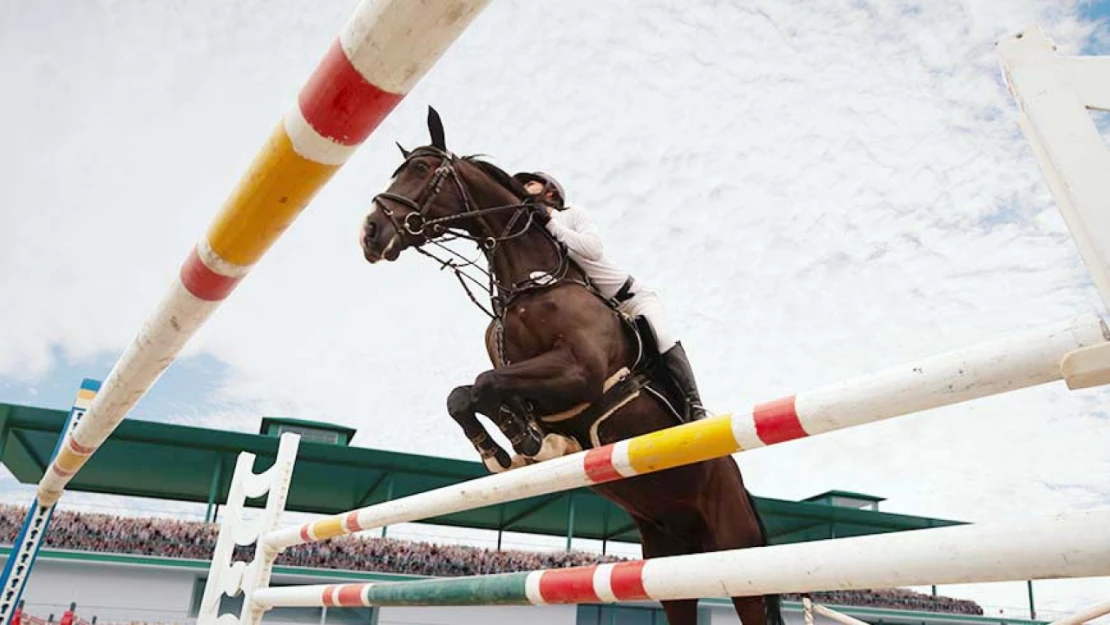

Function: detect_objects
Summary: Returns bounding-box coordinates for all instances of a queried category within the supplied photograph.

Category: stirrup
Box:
[688,401,711,421]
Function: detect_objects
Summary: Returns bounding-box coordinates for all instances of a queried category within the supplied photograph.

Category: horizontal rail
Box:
[264,314,1108,551]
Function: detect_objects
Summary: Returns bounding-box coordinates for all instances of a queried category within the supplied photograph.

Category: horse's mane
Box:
[462,155,528,200]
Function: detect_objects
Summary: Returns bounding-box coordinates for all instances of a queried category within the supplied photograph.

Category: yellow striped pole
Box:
[36,0,491,506]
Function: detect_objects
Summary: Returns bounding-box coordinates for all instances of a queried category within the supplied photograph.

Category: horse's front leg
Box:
[447,385,513,472]
[471,346,600,458]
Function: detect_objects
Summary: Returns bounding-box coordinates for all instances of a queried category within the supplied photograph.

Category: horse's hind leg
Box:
[659,600,699,625]
[731,596,778,625]
[701,458,783,625]
[447,385,512,471]
[635,517,701,625]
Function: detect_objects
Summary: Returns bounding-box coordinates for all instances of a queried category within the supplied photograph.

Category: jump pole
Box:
[1048,600,1110,625]
[262,313,1108,553]
[803,599,870,625]
[250,509,1110,608]
[0,1,490,623]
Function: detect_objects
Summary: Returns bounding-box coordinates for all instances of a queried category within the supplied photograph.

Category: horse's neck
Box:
[490,231,565,288]
[466,185,565,290]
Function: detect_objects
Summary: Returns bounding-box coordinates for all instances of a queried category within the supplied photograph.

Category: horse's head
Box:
[360,107,526,263]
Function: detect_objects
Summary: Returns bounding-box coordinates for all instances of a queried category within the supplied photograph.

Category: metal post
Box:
[0,406,10,462]
[931,585,937,596]
[380,477,394,538]
[205,458,224,523]
[1,380,98,625]
[1027,580,1036,620]
[601,505,610,556]
[565,493,576,552]
[496,506,505,552]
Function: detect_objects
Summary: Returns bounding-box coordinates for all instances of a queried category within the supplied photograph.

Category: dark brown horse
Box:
[360,109,782,625]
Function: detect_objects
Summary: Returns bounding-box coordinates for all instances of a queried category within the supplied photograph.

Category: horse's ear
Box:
[427,106,446,151]
[396,142,411,158]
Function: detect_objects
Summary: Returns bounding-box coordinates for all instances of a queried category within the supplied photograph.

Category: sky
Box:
[2,0,1110,620]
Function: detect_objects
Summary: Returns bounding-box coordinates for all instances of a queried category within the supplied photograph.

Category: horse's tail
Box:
[745,486,786,625]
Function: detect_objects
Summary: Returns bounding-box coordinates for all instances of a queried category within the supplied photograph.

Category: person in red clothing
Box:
[12,600,24,625]
[58,603,75,625]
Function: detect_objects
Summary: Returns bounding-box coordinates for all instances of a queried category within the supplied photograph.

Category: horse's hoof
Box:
[484,452,526,474]
[484,456,508,473]
[532,433,583,462]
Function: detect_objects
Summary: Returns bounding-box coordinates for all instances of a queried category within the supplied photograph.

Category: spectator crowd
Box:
[785,589,982,615]
[1,505,981,615]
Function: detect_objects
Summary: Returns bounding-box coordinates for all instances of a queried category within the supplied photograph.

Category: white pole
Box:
[1049,600,1110,625]
[252,509,1110,608]
[813,604,870,625]
[265,314,1107,551]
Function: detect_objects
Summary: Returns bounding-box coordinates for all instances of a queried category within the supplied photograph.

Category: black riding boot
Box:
[661,341,708,421]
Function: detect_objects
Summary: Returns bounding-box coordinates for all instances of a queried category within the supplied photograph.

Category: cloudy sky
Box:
[2,0,1109,619]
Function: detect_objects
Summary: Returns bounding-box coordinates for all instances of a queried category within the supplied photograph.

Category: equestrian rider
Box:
[514,171,708,421]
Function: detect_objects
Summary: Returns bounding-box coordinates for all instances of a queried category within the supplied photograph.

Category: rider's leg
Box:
[619,289,708,420]
[660,341,707,420]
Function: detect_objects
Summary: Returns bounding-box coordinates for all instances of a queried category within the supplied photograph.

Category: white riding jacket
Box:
[545,205,629,299]
[545,204,677,352]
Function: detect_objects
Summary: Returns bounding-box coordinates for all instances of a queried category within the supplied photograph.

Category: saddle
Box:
[489,277,694,454]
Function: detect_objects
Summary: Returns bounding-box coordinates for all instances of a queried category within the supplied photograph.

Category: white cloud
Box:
[1,0,1108,617]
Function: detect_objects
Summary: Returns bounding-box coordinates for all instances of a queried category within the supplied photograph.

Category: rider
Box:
[513,171,708,421]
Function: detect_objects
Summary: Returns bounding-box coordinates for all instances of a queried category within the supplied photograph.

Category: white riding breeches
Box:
[616,287,677,354]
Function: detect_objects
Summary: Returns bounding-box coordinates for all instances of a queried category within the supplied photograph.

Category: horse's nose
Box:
[363,219,377,244]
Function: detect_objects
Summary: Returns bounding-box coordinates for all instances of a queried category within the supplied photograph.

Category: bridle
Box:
[370,148,575,318]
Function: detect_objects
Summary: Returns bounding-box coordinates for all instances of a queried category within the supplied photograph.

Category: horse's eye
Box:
[413,161,429,174]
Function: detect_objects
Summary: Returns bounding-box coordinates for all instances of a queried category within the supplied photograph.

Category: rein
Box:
[371,150,574,319]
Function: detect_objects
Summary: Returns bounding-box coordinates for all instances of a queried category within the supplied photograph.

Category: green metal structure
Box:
[0,401,962,547]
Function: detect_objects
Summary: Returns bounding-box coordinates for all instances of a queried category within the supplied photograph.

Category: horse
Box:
[359,108,783,625]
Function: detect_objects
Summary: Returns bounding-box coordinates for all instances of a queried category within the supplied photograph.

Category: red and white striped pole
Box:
[2,3,490,625]
[36,0,490,506]
[263,314,1108,551]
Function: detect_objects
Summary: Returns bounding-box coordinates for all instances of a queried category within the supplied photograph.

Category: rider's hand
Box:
[531,203,551,225]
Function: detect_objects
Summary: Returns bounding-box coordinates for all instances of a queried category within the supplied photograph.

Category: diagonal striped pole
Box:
[34,0,490,506]
[4,3,489,624]
[252,509,1110,608]
[264,314,1108,551]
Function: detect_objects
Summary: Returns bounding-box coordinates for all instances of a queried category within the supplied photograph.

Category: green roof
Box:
[804,490,888,503]
[0,401,962,544]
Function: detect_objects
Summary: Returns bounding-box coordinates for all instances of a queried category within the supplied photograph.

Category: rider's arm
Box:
[546,205,604,261]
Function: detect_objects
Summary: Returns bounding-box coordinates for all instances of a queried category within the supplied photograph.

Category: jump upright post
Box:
[199,24,1110,625]
[0,1,491,623]
[997,24,1110,390]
